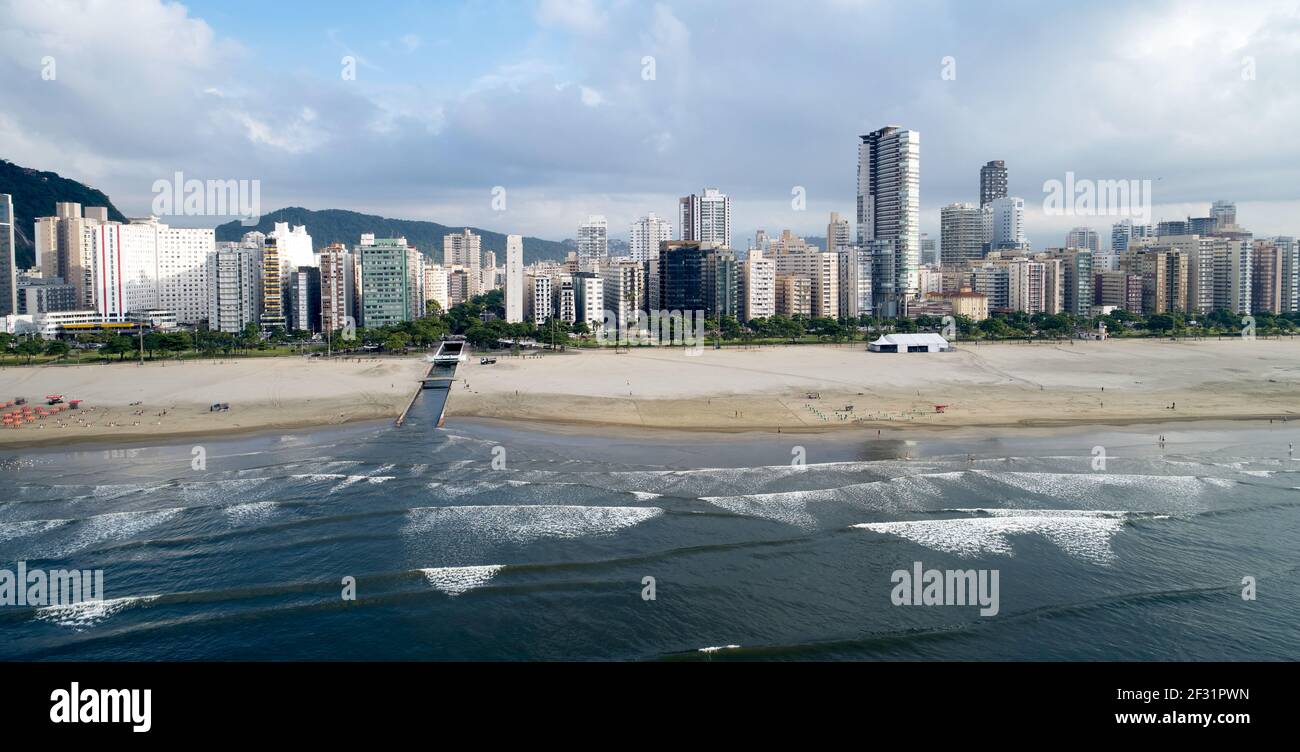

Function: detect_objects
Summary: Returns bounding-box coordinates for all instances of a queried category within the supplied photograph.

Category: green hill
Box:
[215,207,571,264]
[0,159,128,268]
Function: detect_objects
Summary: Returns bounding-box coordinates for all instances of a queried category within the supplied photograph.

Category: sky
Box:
[2,0,1299,248]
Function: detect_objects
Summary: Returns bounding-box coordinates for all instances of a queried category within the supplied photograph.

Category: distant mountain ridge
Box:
[0,159,128,268]
[215,207,571,264]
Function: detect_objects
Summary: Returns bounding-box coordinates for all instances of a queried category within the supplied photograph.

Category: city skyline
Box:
[2,0,1298,245]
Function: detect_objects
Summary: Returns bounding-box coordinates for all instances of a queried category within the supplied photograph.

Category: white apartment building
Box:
[505,234,524,323]
[629,213,672,264]
[839,246,874,318]
[268,222,314,269]
[90,218,214,324]
[601,260,644,332]
[940,203,989,267]
[577,216,609,263]
[827,212,852,253]
[679,188,732,248]
[741,253,775,321]
[990,197,1027,250]
[1213,239,1253,314]
[857,127,920,316]
[443,229,482,296]
[527,274,553,322]
[209,246,261,333]
[423,262,450,314]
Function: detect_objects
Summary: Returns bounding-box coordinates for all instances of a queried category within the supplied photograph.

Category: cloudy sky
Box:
[2,0,1298,248]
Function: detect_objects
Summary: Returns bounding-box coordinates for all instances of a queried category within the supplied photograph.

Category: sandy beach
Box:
[0,356,430,447]
[446,338,1300,433]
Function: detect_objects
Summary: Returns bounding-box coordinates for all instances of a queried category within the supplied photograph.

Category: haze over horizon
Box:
[2,0,1298,247]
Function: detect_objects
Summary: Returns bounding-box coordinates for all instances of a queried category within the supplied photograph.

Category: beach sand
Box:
[445,338,1300,434]
[0,356,430,447]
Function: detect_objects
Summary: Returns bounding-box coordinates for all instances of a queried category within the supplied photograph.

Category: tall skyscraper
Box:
[505,234,524,323]
[360,238,412,327]
[1212,200,1237,228]
[979,160,1008,209]
[1065,227,1100,253]
[577,216,609,263]
[260,237,285,330]
[940,203,987,266]
[679,188,732,248]
[209,246,261,333]
[0,194,15,316]
[990,197,1027,250]
[857,126,920,317]
[443,229,482,296]
[629,213,672,264]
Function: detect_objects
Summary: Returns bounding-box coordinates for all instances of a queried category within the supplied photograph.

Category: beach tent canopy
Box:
[868,333,949,353]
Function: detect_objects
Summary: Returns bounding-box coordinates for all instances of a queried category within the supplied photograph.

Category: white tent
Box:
[868,333,949,353]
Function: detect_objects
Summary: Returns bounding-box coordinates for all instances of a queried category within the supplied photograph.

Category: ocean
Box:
[2,390,1298,661]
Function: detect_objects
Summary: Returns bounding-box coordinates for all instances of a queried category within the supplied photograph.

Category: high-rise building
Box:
[526,274,553,323]
[1065,227,1099,253]
[1051,249,1094,317]
[1252,240,1283,315]
[1096,270,1144,313]
[629,213,672,264]
[1211,200,1236,229]
[1274,236,1299,313]
[659,241,737,320]
[505,234,524,323]
[741,252,775,321]
[838,246,873,319]
[406,248,425,321]
[940,203,987,266]
[771,243,838,319]
[260,237,285,330]
[919,233,937,266]
[679,188,732,248]
[89,218,214,324]
[601,259,644,332]
[826,212,852,253]
[209,246,261,333]
[0,194,14,316]
[268,222,314,270]
[443,229,482,296]
[289,266,322,332]
[319,244,356,334]
[360,238,412,327]
[990,197,1027,250]
[1212,238,1252,314]
[422,263,449,315]
[857,126,920,316]
[979,160,1008,209]
[577,216,609,265]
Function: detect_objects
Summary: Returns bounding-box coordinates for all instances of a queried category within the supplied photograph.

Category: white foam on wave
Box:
[40,508,184,558]
[631,491,662,501]
[404,505,663,544]
[224,501,279,525]
[0,518,73,543]
[698,644,741,653]
[181,477,272,504]
[34,595,160,631]
[1240,470,1275,477]
[854,510,1132,564]
[701,471,964,528]
[978,471,1221,511]
[419,565,505,596]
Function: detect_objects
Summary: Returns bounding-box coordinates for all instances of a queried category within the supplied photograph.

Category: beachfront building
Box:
[19,276,78,315]
[601,259,644,333]
[209,246,261,333]
[1252,240,1283,315]
[1212,239,1252,314]
[526,273,553,323]
[33,202,111,309]
[770,238,839,319]
[776,274,812,317]
[289,265,321,332]
[679,188,732,248]
[505,234,524,323]
[990,197,1027,250]
[423,263,450,315]
[857,126,920,317]
[572,271,605,331]
[740,252,776,322]
[360,238,412,327]
[319,244,357,335]
[827,212,852,253]
[838,246,874,319]
[1096,270,1143,313]
[0,193,14,316]
[659,240,738,320]
[406,248,425,321]
[268,222,314,270]
[260,237,286,330]
[88,217,214,325]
